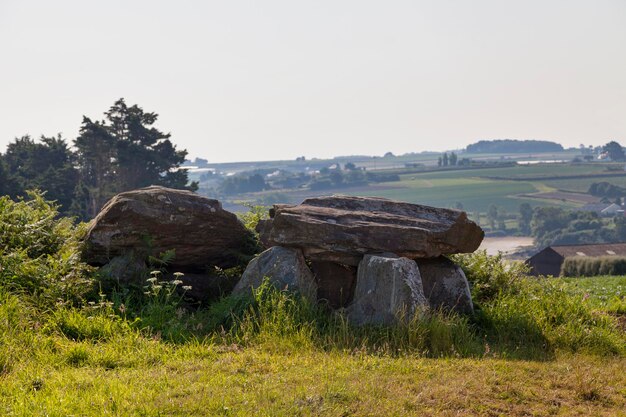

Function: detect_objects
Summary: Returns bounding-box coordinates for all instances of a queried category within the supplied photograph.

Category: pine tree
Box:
[73,99,197,218]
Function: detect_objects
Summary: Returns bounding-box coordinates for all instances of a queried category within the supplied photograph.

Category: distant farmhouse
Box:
[526,243,626,276]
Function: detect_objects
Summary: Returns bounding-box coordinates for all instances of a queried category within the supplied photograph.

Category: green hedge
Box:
[561,256,626,277]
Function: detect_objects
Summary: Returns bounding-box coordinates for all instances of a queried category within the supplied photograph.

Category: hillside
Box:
[466,139,564,153]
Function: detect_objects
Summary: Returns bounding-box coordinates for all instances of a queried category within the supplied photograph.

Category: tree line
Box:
[0,99,196,220]
[479,202,626,248]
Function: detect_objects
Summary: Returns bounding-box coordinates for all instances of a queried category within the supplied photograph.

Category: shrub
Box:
[450,250,529,304]
[0,191,94,307]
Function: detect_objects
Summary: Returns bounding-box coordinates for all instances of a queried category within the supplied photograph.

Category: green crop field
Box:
[342,177,549,212]
[226,161,626,218]
[472,163,619,179]
[561,276,626,313]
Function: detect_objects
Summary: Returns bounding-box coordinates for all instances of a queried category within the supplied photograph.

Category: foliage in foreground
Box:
[0,191,94,308]
[0,192,623,365]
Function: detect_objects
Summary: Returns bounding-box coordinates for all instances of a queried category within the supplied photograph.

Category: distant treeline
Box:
[466,139,563,153]
[588,182,626,198]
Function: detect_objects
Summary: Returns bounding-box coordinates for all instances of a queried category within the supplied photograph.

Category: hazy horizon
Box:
[1,0,625,163]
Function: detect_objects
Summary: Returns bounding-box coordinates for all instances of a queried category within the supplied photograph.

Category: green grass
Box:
[544,176,626,193]
[1,195,625,416]
[470,163,617,179]
[0,346,624,416]
[341,174,572,212]
[561,275,626,314]
[0,278,624,416]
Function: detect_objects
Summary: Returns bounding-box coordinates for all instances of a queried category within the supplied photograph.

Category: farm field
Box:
[220,161,626,221]
[561,275,626,312]
[242,166,583,213]
[341,176,545,212]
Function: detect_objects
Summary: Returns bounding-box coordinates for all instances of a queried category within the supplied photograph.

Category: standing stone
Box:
[232,246,317,303]
[347,254,428,326]
[416,257,474,314]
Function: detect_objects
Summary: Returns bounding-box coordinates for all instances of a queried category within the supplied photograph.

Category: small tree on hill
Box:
[449,152,458,166]
[518,203,533,235]
[603,141,625,161]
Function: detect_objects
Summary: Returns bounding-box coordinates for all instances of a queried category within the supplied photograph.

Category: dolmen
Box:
[235,195,484,324]
[82,187,484,325]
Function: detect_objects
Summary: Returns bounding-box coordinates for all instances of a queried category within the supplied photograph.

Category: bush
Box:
[0,191,94,307]
[450,250,529,304]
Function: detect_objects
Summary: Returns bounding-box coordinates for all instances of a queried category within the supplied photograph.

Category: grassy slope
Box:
[1,347,625,416]
[1,274,624,417]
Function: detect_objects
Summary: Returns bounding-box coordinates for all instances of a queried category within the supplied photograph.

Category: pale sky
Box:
[1,0,625,162]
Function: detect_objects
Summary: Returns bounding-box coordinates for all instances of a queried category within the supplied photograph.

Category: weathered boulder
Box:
[98,254,147,285]
[347,254,428,325]
[232,246,317,302]
[309,261,357,309]
[417,257,474,314]
[261,196,483,265]
[82,186,257,270]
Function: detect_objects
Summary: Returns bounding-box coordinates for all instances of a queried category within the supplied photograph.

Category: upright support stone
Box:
[416,257,474,314]
[347,254,428,325]
[232,246,317,303]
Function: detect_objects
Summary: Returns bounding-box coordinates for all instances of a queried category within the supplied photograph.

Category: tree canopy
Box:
[1,99,197,219]
[603,141,625,162]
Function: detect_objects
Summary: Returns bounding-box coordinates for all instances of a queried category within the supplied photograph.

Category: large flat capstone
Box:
[82,186,257,270]
[260,196,484,265]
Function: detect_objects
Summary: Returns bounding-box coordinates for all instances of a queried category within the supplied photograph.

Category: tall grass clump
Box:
[0,288,35,375]
[218,280,482,356]
[226,280,322,350]
[453,251,626,357]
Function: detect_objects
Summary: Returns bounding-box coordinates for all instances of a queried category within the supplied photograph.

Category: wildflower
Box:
[146,277,158,283]
[182,285,192,291]
[173,272,185,278]
[170,279,183,286]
